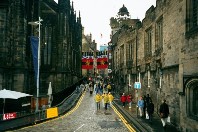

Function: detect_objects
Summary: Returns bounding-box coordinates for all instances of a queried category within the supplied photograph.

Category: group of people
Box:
[94,92,114,111]
[137,94,154,122]
[94,82,112,94]
[119,92,170,130]
[83,80,170,130]
[120,93,133,108]
[93,82,114,111]
[136,94,170,130]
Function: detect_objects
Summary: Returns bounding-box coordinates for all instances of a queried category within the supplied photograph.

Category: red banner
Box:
[97,57,108,69]
[82,58,93,69]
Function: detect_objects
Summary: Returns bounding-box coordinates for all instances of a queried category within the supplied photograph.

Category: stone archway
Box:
[185,78,198,119]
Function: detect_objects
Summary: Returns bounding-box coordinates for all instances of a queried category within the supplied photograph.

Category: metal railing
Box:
[0,89,83,131]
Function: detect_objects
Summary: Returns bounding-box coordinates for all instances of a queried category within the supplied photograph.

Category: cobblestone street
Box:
[13,92,130,132]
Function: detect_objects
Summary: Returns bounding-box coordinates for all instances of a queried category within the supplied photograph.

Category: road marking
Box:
[73,124,85,132]
[111,105,136,132]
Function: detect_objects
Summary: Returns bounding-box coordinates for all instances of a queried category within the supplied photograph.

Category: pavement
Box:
[113,96,180,132]
[8,90,180,132]
[13,91,130,132]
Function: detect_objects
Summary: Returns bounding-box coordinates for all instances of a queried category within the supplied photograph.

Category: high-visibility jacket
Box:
[95,94,102,102]
[107,84,111,90]
[108,94,114,102]
[103,94,109,103]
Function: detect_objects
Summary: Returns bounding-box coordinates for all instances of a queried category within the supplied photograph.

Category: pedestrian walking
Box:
[146,94,151,102]
[99,83,103,94]
[94,83,97,94]
[127,93,132,109]
[80,83,85,92]
[95,93,102,110]
[143,95,147,117]
[159,99,169,130]
[120,93,127,107]
[103,93,109,110]
[137,96,144,117]
[147,99,154,123]
[89,83,93,95]
[108,92,114,107]
[101,93,105,108]
[107,83,112,93]
[85,83,89,91]
[103,83,108,94]
[145,94,152,109]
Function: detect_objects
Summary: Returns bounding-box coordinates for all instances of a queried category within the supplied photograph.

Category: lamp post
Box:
[28,17,43,112]
[108,42,112,79]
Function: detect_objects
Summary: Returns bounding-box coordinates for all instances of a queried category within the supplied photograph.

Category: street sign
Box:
[134,82,141,89]
[3,112,17,120]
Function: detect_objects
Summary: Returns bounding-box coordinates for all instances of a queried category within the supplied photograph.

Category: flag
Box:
[97,57,108,69]
[82,58,93,69]
[30,36,39,81]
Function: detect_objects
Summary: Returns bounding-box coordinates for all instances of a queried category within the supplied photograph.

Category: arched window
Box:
[186,79,198,120]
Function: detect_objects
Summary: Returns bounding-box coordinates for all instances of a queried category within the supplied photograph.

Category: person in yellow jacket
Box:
[108,92,114,107]
[103,93,109,110]
[95,93,102,110]
[107,83,112,93]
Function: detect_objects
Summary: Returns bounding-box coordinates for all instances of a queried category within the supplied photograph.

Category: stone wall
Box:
[111,0,198,131]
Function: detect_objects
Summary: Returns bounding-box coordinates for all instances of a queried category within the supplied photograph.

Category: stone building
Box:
[110,0,198,131]
[0,0,82,98]
[110,4,140,93]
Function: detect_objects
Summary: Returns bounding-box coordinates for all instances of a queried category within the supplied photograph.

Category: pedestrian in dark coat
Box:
[159,99,169,130]
[145,94,152,108]
[143,95,147,117]
[147,99,154,123]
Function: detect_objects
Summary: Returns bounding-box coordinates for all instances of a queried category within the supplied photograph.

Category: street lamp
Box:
[28,17,43,112]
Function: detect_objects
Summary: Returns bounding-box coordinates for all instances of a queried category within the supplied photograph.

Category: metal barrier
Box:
[0,90,83,131]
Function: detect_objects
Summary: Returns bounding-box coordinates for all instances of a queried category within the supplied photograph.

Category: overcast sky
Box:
[54,0,156,49]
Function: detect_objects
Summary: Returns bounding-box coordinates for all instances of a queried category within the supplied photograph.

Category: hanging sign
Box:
[134,82,141,89]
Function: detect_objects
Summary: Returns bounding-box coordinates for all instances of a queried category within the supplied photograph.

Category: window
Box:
[186,79,198,120]
[192,87,198,116]
[116,51,118,69]
[0,9,7,59]
[147,65,151,88]
[120,45,124,65]
[186,0,198,37]
[129,43,132,60]
[128,41,134,60]
[145,27,152,57]
[156,17,163,50]
[127,42,133,68]
[192,0,198,26]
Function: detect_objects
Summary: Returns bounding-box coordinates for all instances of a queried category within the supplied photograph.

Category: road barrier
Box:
[0,90,83,131]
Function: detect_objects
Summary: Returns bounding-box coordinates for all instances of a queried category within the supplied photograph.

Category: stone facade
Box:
[82,27,97,77]
[110,0,198,131]
[0,0,82,96]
